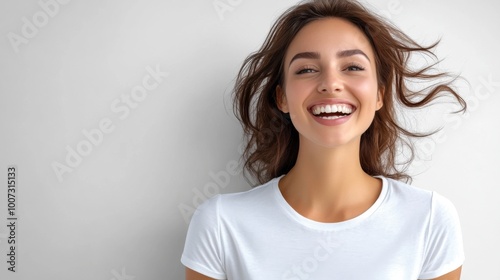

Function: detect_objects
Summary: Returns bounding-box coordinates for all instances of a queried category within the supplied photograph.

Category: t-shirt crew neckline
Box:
[272,175,388,231]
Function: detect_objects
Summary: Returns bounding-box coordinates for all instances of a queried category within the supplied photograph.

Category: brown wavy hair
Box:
[233,0,466,184]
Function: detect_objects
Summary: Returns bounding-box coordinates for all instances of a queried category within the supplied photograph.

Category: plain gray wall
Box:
[0,0,499,279]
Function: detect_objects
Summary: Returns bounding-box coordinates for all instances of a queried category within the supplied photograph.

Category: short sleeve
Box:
[181,195,226,279]
[418,192,465,279]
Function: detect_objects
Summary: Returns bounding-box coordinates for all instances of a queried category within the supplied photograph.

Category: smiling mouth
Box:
[310,104,355,119]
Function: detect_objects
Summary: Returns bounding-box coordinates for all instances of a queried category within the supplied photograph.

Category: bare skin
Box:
[186,268,215,280]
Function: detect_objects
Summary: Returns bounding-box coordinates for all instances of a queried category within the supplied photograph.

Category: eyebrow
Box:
[288,52,320,66]
[288,49,370,67]
[337,49,370,61]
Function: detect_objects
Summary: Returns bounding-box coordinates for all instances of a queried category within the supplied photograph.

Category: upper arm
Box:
[186,268,218,280]
[421,266,462,280]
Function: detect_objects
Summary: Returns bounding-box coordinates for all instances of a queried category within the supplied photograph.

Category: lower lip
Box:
[310,112,353,126]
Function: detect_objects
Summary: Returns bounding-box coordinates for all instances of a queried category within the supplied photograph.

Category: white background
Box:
[0,0,499,279]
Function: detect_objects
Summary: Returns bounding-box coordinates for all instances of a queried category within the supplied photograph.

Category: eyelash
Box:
[295,64,365,75]
[345,63,365,71]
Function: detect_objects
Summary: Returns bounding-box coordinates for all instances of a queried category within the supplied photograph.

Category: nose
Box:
[317,69,344,94]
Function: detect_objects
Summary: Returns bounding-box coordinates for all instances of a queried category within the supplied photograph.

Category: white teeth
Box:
[311,104,354,116]
[313,107,321,115]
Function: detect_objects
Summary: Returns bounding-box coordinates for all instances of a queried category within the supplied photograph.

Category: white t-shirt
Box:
[181,176,464,279]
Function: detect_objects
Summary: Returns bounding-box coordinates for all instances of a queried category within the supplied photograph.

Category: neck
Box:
[279,137,381,222]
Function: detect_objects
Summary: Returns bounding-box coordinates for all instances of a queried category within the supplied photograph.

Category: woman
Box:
[182,0,466,279]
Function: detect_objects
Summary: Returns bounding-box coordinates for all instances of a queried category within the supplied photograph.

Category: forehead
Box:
[285,17,375,62]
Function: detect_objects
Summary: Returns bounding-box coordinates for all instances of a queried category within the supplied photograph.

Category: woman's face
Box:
[278,17,383,149]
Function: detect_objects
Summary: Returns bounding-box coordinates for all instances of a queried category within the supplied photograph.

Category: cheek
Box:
[351,77,379,106]
[284,82,311,109]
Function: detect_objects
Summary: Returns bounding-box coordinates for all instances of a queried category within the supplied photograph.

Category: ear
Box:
[376,87,384,111]
[276,85,289,113]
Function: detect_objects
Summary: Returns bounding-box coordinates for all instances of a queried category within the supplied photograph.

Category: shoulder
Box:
[382,177,463,243]
[381,177,454,211]
[182,179,278,280]
[380,177,461,223]
[192,177,279,221]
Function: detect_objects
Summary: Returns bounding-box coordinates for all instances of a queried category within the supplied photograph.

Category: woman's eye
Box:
[345,65,365,71]
[296,68,316,74]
